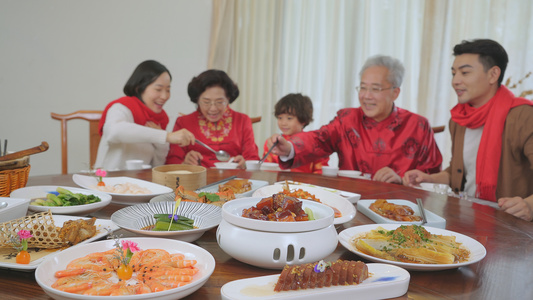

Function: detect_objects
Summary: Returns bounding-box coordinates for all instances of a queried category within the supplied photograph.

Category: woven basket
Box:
[0,165,31,197]
[0,210,67,249]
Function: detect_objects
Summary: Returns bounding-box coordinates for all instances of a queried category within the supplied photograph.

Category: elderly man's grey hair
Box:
[359,55,405,88]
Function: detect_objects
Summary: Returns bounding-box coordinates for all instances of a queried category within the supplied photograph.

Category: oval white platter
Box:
[338,224,487,271]
[252,184,356,225]
[273,181,361,204]
[221,263,409,300]
[0,215,118,271]
[10,185,112,216]
[73,174,173,205]
[195,179,269,198]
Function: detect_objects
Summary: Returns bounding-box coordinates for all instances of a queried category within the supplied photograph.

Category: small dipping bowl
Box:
[214,162,239,170]
[321,166,339,177]
[245,160,261,171]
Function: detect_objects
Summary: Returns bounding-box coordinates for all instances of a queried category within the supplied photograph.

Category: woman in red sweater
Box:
[166,70,259,168]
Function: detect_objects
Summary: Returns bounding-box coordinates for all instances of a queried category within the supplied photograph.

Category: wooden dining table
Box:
[1,168,532,299]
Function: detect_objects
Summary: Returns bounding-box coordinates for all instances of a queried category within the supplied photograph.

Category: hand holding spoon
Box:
[195,139,231,161]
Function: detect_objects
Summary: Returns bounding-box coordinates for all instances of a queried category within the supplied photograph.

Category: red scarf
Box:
[450,85,532,201]
[98,96,169,135]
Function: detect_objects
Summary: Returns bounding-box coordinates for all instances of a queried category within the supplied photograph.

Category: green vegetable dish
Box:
[30,187,102,207]
[151,214,196,231]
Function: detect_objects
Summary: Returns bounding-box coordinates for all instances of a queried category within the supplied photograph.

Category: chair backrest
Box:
[432,125,445,134]
[51,110,103,174]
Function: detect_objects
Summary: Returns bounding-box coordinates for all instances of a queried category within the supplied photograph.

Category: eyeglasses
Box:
[356,86,396,94]
[199,100,228,108]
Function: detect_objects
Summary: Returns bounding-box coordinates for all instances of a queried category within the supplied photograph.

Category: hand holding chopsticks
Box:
[259,139,279,164]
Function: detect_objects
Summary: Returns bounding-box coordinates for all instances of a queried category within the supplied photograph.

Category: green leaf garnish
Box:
[198,192,221,202]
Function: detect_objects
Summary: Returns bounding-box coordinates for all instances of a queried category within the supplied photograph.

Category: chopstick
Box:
[195,175,237,192]
[416,198,428,225]
[3,139,7,156]
[259,140,279,164]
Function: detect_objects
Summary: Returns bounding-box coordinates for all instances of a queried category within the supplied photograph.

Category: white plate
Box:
[338,224,487,271]
[221,197,334,233]
[221,263,409,300]
[35,237,215,300]
[0,196,30,222]
[214,162,239,169]
[336,170,362,178]
[0,215,118,271]
[357,199,446,229]
[253,185,356,225]
[274,181,361,204]
[260,162,282,171]
[196,179,269,198]
[10,186,112,216]
[73,174,173,205]
[111,201,221,242]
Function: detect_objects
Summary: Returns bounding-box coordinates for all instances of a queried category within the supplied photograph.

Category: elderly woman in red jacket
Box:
[166,70,259,169]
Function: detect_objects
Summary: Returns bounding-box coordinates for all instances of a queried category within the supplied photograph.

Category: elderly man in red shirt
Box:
[267,55,443,184]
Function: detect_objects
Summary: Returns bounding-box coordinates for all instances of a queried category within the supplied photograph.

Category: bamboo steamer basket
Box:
[0,142,48,197]
[0,156,30,197]
[152,164,207,191]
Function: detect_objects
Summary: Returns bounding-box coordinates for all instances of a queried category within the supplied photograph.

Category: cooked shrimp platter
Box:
[35,237,216,299]
[221,260,410,299]
[0,210,119,270]
[356,199,446,228]
[51,248,199,295]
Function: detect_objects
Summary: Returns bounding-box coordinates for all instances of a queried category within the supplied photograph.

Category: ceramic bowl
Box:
[245,160,261,171]
[321,166,339,177]
[259,162,282,171]
[419,183,452,194]
[111,201,222,242]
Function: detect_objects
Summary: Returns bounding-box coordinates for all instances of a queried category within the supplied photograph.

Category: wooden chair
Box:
[51,110,103,174]
[432,125,445,134]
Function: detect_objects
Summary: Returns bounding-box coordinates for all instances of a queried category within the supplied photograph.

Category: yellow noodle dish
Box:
[351,225,470,264]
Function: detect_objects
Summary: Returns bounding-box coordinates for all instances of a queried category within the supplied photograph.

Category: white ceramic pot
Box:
[216,197,338,269]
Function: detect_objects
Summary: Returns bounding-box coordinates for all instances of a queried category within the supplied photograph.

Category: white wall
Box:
[0,0,212,175]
